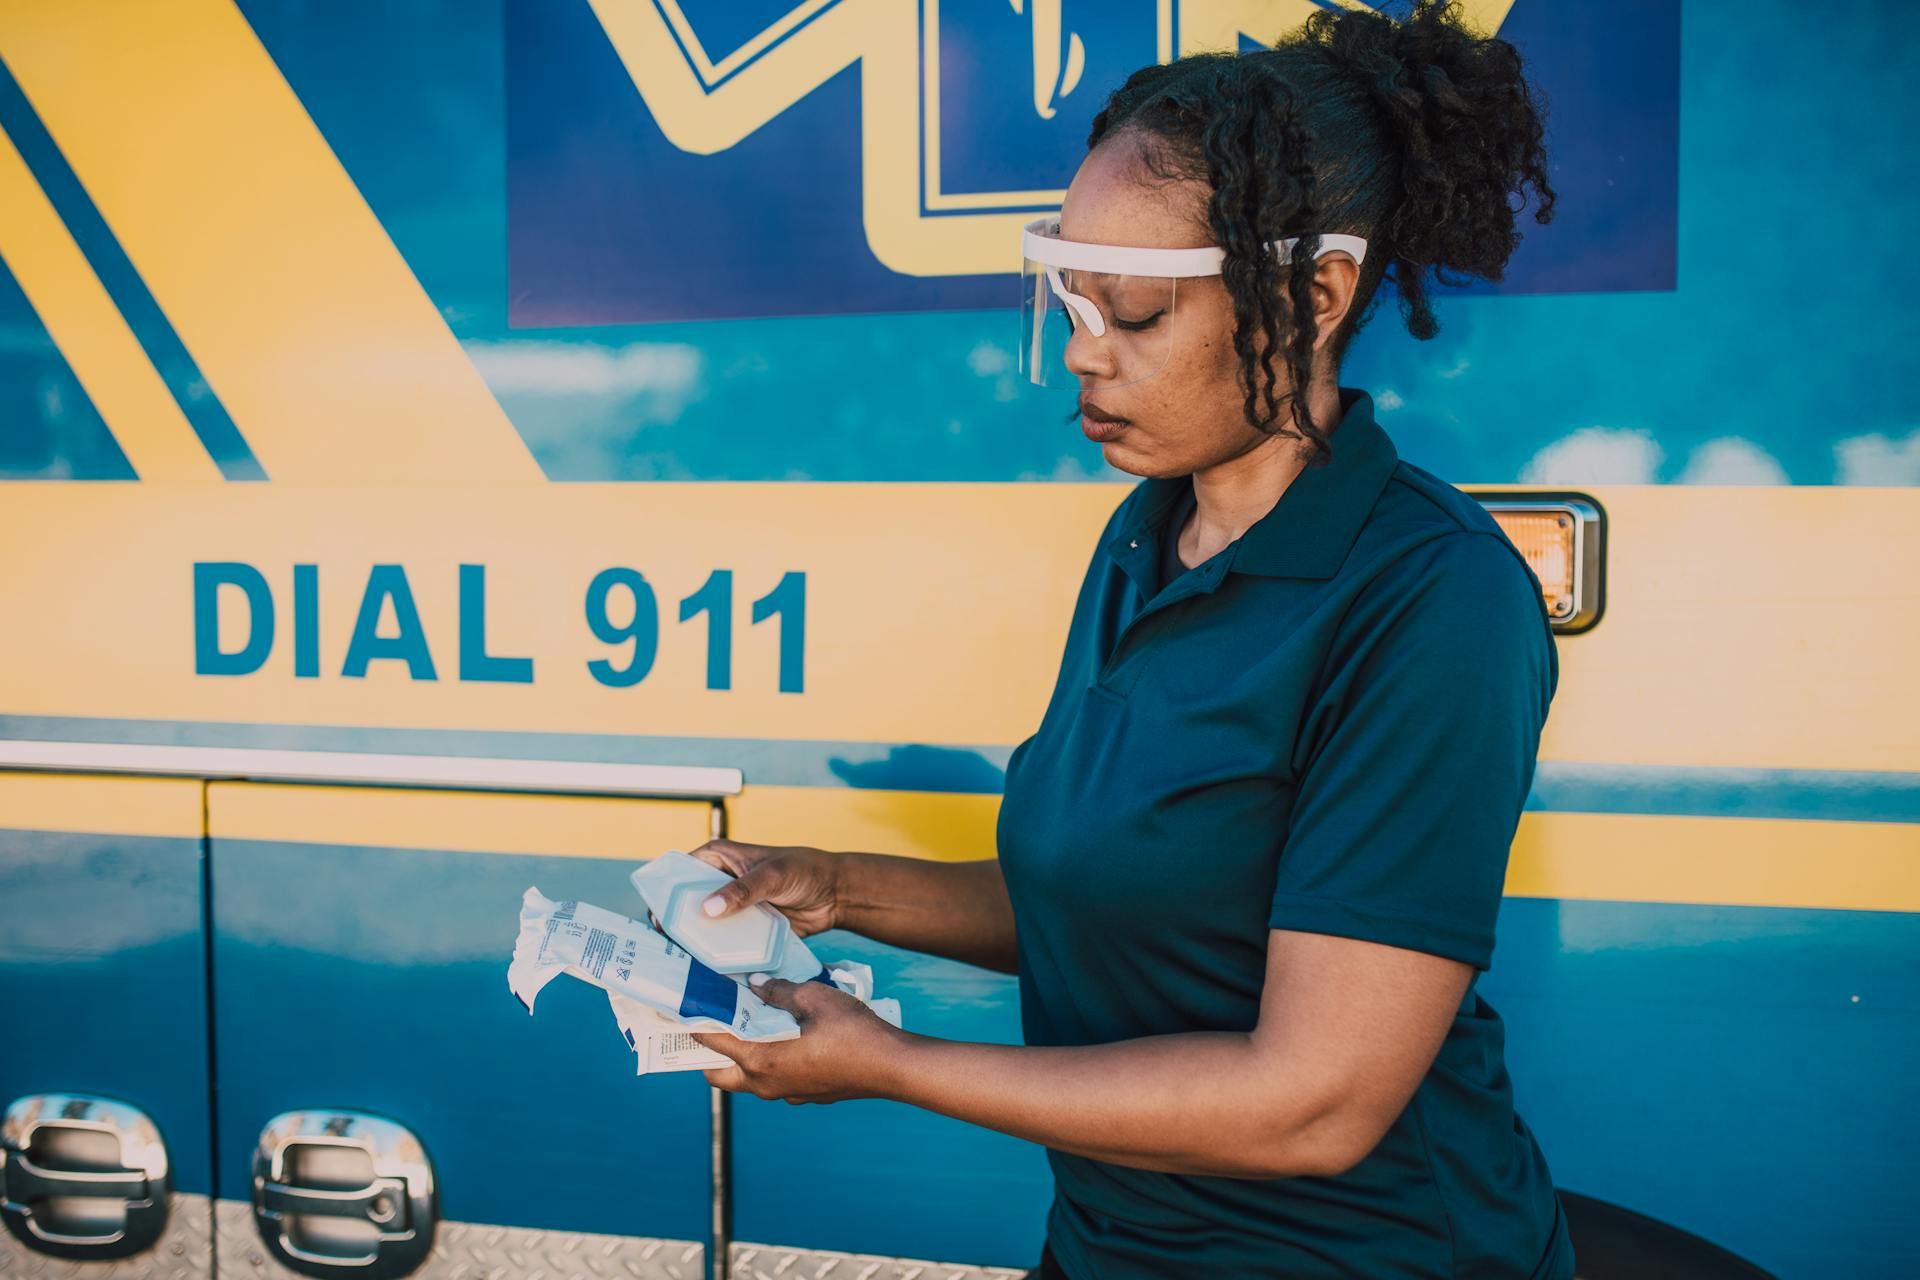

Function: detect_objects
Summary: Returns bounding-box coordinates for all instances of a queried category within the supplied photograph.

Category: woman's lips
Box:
[1081,401,1128,442]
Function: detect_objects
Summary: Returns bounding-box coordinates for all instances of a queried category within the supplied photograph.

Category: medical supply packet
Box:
[509,887,904,1076]
[631,849,828,983]
[608,962,903,1076]
[509,887,803,1042]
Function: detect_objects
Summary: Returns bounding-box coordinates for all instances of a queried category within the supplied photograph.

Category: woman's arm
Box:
[832,852,1020,975]
[703,925,1470,1180]
[685,839,1021,974]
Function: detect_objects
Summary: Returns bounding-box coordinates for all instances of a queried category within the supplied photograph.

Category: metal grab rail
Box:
[0,740,743,800]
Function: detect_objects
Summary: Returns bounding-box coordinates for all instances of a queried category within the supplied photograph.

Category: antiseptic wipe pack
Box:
[608,960,901,1076]
[509,888,802,1042]
[508,881,903,1076]
[630,849,827,983]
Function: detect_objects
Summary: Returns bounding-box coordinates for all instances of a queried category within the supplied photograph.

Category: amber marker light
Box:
[1468,494,1606,634]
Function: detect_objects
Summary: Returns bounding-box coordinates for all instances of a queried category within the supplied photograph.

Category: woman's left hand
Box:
[689,976,906,1104]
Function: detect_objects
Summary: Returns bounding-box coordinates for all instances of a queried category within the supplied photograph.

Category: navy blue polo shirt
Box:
[997,388,1574,1279]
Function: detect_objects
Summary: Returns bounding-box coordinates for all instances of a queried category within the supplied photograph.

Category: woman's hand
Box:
[680,838,842,937]
[690,975,906,1104]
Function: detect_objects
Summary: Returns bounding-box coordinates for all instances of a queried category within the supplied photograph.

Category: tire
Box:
[1562,1190,1779,1280]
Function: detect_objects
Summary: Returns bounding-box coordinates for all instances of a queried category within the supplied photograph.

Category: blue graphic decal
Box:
[506,0,1676,325]
[0,55,265,480]
[0,252,130,480]
[209,0,1918,485]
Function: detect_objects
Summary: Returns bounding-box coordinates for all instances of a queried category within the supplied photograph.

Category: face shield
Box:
[1018,216,1368,390]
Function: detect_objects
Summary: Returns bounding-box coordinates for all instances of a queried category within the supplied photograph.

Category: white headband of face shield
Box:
[1020,216,1369,339]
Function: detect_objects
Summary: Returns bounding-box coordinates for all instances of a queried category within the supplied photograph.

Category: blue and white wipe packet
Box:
[509,887,802,1039]
[607,961,901,1076]
[508,886,901,1076]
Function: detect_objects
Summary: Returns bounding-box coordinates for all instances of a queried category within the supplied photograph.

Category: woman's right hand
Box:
[682,838,843,938]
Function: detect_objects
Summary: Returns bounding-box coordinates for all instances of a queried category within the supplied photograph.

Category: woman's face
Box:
[1055,132,1344,478]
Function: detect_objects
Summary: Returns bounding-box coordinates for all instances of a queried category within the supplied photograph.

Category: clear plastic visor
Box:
[1020,257,1177,389]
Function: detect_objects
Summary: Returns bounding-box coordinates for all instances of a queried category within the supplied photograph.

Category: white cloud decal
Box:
[1834,428,1920,485]
[1519,426,1664,484]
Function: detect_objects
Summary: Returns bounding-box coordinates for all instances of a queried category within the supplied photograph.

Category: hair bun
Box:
[1302,0,1555,335]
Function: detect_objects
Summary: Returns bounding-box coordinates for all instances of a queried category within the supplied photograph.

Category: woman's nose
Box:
[1062,325,1118,382]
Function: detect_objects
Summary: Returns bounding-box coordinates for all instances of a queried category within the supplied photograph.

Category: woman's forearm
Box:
[831,853,1020,974]
[875,1032,1356,1180]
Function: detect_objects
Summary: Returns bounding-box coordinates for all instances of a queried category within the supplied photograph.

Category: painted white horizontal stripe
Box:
[0,740,742,799]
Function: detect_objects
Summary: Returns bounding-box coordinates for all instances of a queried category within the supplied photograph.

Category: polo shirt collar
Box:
[1107,386,1398,583]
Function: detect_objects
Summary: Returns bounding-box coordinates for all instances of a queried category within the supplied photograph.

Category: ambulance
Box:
[1,3,1913,1278]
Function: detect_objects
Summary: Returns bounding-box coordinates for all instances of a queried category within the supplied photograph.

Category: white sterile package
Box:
[630,849,827,983]
[508,886,904,1076]
[608,962,903,1077]
[509,887,801,1039]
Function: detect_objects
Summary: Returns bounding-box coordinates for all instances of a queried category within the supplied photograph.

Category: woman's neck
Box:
[1177,386,1347,569]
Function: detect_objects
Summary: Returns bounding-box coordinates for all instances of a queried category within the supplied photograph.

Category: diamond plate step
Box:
[730,1241,1031,1280]
[215,1200,704,1280]
[0,1192,212,1280]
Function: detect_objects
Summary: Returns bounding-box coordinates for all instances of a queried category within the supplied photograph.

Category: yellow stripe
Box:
[732,784,1000,864]
[0,126,219,484]
[1477,484,1920,773]
[7,771,1912,914]
[207,782,712,859]
[0,484,1913,772]
[0,0,540,487]
[0,772,204,837]
[1507,810,1920,913]
[737,788,1920,914]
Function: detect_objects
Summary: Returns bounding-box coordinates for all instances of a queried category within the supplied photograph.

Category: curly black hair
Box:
[1086,0,1556,463]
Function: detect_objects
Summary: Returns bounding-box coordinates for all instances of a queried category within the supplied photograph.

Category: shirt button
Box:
[1129,539,1138,549]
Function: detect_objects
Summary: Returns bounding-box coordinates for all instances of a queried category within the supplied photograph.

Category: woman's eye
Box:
[1113,310,1164,332]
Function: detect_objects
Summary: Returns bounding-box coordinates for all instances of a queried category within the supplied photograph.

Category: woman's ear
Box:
[1309,254,1361,353]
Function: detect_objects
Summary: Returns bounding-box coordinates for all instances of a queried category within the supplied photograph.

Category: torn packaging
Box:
[608,963,906,1076]
[509,887,803,1041]
[509,886,905,1076]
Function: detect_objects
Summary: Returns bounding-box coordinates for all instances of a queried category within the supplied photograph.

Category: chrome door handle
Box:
[258,1174,412,1226]
[0,1093,170,1259]
[251,1110,436,1278]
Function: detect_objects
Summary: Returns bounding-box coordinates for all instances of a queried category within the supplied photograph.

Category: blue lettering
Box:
[460,563,533,683]
[293,563,320,678]
[194,562,274,676]
[341,564,438,680]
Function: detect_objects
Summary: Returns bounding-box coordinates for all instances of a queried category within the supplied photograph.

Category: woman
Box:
[686,2,1571,1276]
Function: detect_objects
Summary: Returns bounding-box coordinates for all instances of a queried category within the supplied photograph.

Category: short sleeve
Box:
[1267,531,1558,969]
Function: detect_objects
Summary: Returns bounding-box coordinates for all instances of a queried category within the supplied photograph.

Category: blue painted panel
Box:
[729,930,1050,1267]
[0,830,213,1194]
[1484,899,1920,1279]
[217,0,1919,484]
[505,0,1672,322]
[208,840,711,1240]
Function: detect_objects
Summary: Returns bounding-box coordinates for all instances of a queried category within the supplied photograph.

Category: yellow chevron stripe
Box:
[0,126,219,484]
[0,771,204,837]
[206,782,712,859]
[0,0,540,487]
